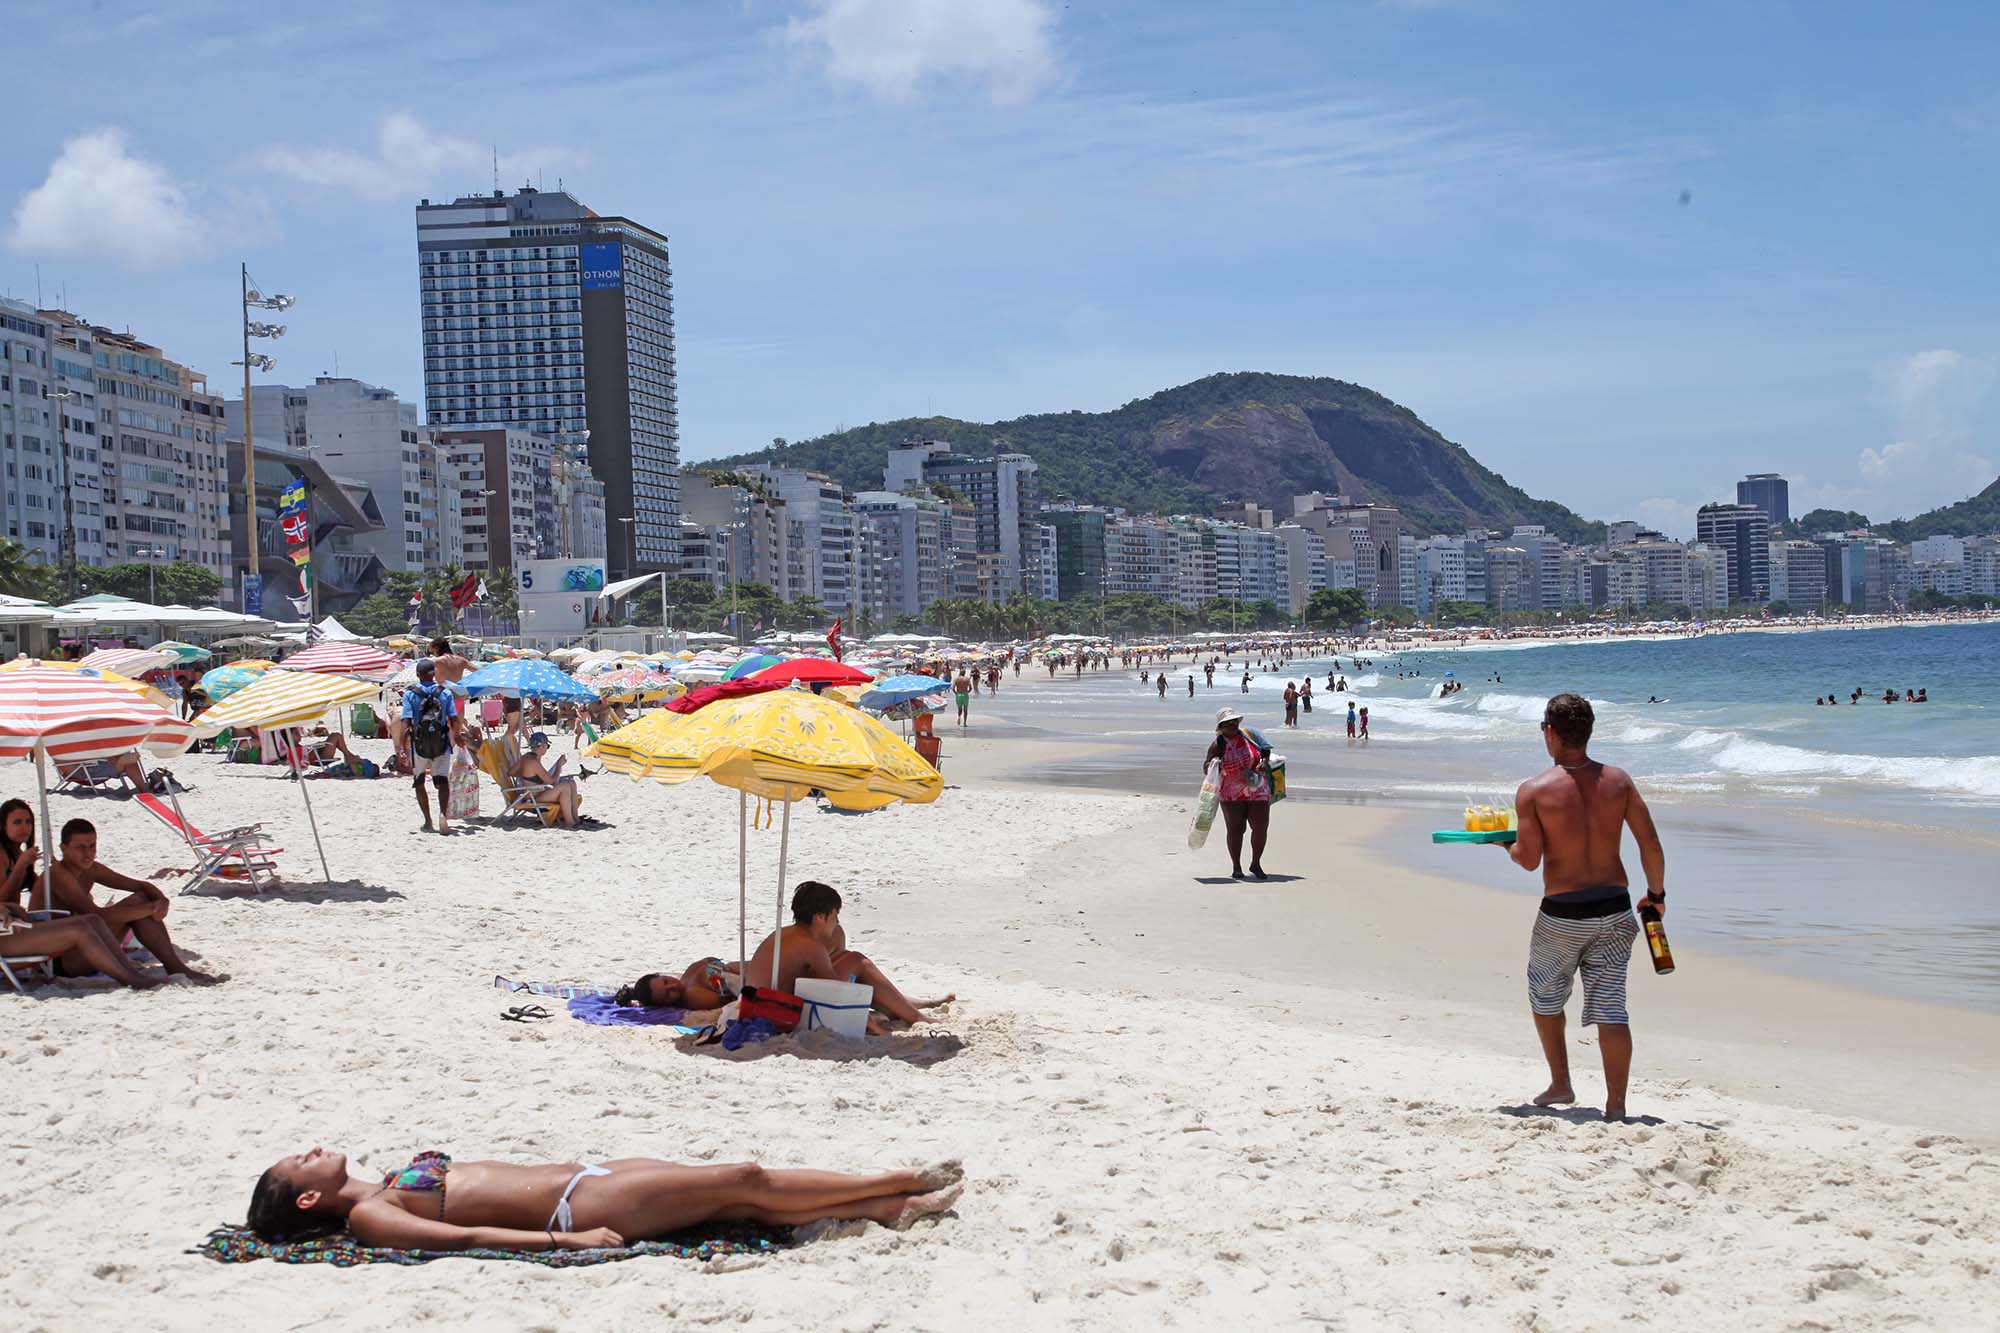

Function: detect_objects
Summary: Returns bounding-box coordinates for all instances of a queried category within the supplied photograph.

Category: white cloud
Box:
[1857,439,1918,478]
[786,0,1058,105]
[1635,496,1697,536]
[256,113,569,200]
[1854,347,1998,513]
[7,128,213,270]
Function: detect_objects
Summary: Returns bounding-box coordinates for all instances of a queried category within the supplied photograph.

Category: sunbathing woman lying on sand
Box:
[248,1148,964,1250]
[615,956,745,1011]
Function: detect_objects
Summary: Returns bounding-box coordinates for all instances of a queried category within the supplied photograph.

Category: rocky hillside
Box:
[710,372,1602,542]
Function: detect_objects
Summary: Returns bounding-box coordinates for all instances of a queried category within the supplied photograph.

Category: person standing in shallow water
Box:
[1501,693,1668,1123]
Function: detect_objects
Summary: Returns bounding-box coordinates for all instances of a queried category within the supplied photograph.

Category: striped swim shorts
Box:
[1527,896,1639,1026]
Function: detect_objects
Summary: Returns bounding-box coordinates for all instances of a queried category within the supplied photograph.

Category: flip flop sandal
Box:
[501,1005,552,1022]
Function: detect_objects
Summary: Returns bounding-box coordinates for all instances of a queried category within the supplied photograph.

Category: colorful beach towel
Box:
[193,1222,791,1269]
[567,992,688,1027]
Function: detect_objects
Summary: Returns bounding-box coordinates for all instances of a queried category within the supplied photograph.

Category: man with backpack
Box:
[401,658,462,835]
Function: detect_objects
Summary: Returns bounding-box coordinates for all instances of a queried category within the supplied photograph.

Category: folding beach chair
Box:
[0,920,56,994]
[55,757,139,796]
[475,738,568,828]
[135,793,283,894]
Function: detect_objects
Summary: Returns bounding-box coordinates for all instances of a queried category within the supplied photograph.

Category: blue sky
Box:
[5,0,1995,536]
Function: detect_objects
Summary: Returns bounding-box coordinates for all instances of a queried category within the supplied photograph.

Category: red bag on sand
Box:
[736,986,803,1033]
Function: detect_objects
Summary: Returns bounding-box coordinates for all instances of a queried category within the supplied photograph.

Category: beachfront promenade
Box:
[3,664,1995,1330]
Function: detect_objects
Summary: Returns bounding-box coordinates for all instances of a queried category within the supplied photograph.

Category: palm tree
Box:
[0,539,52,601]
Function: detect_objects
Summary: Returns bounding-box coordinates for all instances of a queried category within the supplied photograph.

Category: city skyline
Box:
[3,1,1997,537]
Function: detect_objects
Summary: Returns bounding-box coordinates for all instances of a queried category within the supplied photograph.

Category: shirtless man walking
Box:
[1502,693,1666,1121]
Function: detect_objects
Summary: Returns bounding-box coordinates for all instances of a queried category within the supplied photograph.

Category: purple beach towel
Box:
[567,993,688,1027]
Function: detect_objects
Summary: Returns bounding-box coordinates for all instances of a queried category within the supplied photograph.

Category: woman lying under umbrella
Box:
[248,1147,963,1250]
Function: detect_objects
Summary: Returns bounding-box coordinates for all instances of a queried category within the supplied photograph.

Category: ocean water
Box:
[974,622,2000,1009]
[1346,622,2000,810]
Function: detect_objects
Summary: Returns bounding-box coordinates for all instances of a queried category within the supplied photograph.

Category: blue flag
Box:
[278,478,307,517]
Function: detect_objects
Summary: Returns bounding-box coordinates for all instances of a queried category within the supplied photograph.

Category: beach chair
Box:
[475,738,569,828]
[55,758,138,796]
[0,922,56,994]
[135,792,283,894]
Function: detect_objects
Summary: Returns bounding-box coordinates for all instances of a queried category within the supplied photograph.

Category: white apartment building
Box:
[1687,542,1730,611]
[435,426,564,573]
[740,464,857,610]
[883,440,1041,599]
[230,378,450,573]
[854,490,949,620]
[3,302,231,583]
[1414,535,1469,614]
[1768,539,1829,606]
[1,299,104,572]
[1104,517,1177,600]
[1274,523,1326,616]
[1964,535,2000,597]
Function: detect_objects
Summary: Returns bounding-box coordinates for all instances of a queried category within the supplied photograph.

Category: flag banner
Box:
[289,593,313,618]
[448,573,480,610]
[278,478,307,517]
[242,573,263,617]
[281,511,310,546]
[289,546,312,566]
[827,617,843,660]
[476,579,490,602]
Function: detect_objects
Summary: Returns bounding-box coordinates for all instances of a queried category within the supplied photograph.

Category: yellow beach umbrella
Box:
[192,670,377,735]
[593,688,940,811]
[592,689,942,984]
[190,671,379,880]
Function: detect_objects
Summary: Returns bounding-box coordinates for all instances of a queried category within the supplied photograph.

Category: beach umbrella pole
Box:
[285,730,333,881]
[737,789,748,988]
[33,747,54,914]
[772,787,793,988]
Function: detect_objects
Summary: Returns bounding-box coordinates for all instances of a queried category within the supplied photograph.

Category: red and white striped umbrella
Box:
[0,666,195,764]
[79,646,176,676]
[274,642,400,680]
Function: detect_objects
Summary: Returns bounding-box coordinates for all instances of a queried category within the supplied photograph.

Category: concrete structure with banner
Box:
[517,557,605,637]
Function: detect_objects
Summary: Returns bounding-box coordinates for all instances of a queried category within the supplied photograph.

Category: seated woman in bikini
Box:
[247,1147,963,1249]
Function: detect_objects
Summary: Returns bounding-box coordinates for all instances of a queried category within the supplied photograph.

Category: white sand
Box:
[2,736,1995,1330]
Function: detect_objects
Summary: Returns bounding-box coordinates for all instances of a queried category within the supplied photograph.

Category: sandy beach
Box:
[3,710,1997,1331]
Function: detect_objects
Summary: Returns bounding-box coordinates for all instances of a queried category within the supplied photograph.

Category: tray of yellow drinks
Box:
[1432,806,1517,845]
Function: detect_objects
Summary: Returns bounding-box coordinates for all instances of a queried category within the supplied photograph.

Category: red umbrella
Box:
[665,677,790,715]
[748,657,875,687]
[275,642,400,679]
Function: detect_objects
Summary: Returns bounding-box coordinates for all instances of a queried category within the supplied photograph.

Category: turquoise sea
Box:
[975,622,2000,1010]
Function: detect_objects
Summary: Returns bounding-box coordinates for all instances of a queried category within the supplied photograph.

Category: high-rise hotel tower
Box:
[416,186,679,573]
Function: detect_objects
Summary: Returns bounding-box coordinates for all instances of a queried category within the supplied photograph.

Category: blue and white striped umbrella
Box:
[460,657,601,703]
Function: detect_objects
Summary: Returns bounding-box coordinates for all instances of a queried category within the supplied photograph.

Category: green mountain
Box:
[708,372,1604,543]
[1796,477,2000,542]
[1881,477,2000,541]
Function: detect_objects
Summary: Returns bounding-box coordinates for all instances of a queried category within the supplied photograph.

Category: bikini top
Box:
[379,1151,450,1219]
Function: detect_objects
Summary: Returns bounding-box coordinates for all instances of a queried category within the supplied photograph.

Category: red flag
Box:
[826,617,843,661]
[448,573,479,610]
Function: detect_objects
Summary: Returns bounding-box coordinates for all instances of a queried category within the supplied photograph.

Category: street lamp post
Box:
[234,265,294,613]
[131,545,167,604]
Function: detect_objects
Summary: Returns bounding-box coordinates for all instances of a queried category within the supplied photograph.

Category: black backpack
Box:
[410,686,452,759]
